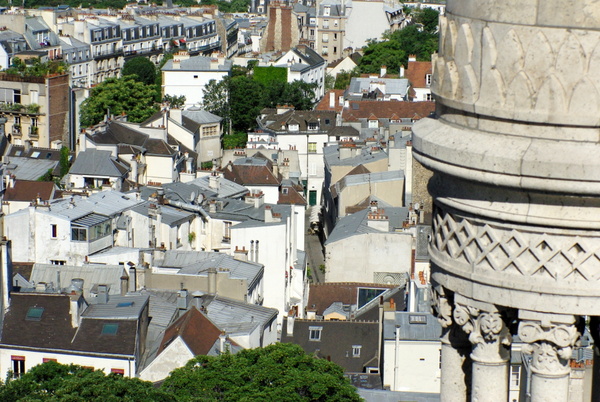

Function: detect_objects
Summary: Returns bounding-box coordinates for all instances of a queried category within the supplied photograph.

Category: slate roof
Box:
[281,318,379,373]
[162,56,233,72]
[131,201,195,227]
[189,175,248,199]
[158,307,222,356]
[278,183,306,205]
[154,250,263,290]
[4,180,56,202]
[70,318,138,356]
[259,109,337,133]
[197,295,278,335]
[69,149,130,177]
[348,77,410,98]
[30,263,127,297]
[182,106,222,133]
[383,312,442,341]
[325,206,410,245]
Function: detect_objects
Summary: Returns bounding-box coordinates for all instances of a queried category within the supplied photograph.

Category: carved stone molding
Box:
[453,303,511,364]
[518,320,580,377]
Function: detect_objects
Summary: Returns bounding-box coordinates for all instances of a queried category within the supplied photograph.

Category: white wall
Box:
[345,1,391,50]
[139,337,193,382]
[325,232,413,283]
[162,70,229,108]
[0,348,136,378]
[383,339,441,393]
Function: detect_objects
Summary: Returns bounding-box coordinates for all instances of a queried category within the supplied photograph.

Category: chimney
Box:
[219,331,227,353]
[234,246,248,262]
[207,267,217,295]
[399,64,405,77]
[329,91,335,108]
[172,59,181,69]
[250,240,255,261]
[286,315,295,336]
[169,107,182,124]
[245,191,264,208]
[255,240,259,263]
[97,284,109,304]
[128,265,137,292]
[408,54,416,62]
[209,171,220,190]
[380,65,387,77]
[389,135,395,148]
[177,289,188,310]
[210,58,219,70]
[120,275,128,296]
[131,155,138,184]
[69,294,84,328]
[367,210,390,232]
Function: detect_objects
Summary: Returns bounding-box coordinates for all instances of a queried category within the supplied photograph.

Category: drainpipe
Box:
[394,324,400,391]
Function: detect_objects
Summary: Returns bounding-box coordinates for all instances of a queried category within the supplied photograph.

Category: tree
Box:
[0,361,174,401]
[358,25,438,74]
[201,78,230,131]
[334,68,359,89]
[163,94,186,109]
[59,146,70,178]
[79,77,158,128]
[161,343,361,401]
[122,57,157,86]
[414,8,440,34]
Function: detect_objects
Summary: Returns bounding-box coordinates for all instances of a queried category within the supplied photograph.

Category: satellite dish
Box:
[190,191,196,203]
[414,202,421,210]
[196,193,204,204]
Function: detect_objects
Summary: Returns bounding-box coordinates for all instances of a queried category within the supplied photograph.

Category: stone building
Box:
[413,1,600,401]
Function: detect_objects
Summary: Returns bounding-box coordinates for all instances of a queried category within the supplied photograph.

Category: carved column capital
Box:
[453,303,511,364]
[518,319,580,377]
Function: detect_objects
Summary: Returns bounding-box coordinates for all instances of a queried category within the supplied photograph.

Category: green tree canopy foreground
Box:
[122,57,157,86]
[0,361,174,401]
[358,24,439,75]
[162,343,362,401]
[0,344,361,401]
[80,77,159,128]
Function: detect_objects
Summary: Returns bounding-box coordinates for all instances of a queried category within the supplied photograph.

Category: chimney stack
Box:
[208,267,217,295]
[120,275,128,296]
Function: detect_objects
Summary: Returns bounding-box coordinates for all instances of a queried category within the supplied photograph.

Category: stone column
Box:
[453,299,511,402]
[518,312,580,402]
[433,288,471,402]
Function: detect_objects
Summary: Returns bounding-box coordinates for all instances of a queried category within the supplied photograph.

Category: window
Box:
[13,89,21,103]
[223,221,232,243]
[426,93,433,101]
[334,33,337,40]
[368,119,378,128]
[352,345,362,357]
[426,74,432,86]
[309,326,322,341]
[71,227,87,242]
[26,307,44,321]
[51,224,57,238]
[322,33,329,43]
[11,356,25,378]
[309,163,317,176]
[323,5,330,16]
[30,90,38,104]
[510,365,521,387]
[50,260,66,266]
[111,368,125,375]
[117,302,134,307]
[409,314,428,324]
[323,20,329,29]
[102,323,118,335]
[308,142,317,153]
[282,188,289,195]
[322,46,328,55]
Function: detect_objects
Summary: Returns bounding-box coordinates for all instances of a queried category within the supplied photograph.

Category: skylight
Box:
[26,307,44,321]
[101,323,119,335]
[116,302,134,308]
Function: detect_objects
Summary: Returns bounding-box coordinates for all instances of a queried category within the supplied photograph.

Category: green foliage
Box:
[122,57,157,86]
[358,25,438,74]
[59,146,70,178]
[80,77,158,128]
[253,66,288,86]
[188,231,196,244]
[325,73,335,91]
[38,168,53,182]
[0,361,174,401]
[161,343,361,401]
[174,0,250,12]
[334,69,359,90]
[163,94,186,109]
[4,58,67,77]
[414,7,440,34]
[223,131,248,149]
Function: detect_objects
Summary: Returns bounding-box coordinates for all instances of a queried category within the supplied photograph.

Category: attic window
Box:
[102,323,119,335]
[46,153,52,159]
[117,302,134,307]
[31,151,40,158]
[26,307,44,321]
[282,188,288,195]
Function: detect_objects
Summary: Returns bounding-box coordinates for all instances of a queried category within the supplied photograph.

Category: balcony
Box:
[0,103,41,115]
[29,126,39,138]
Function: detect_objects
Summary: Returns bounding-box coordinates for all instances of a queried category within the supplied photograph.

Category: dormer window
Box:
[288,123,299,132]
[324,5,330,16]
[308,122,319,131]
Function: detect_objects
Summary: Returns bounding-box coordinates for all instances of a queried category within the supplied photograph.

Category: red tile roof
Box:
[158,307,222,356]
[4,180,56,202]
[341,100,435,121]
[223,164,280,186]
[315,89,346,112]
[307,282,396,315]
[405,60,432,88]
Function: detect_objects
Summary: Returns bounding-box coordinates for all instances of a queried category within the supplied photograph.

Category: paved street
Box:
[304,209,325,283]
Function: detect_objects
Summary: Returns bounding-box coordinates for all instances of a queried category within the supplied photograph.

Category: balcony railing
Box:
[0,103,41,115]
